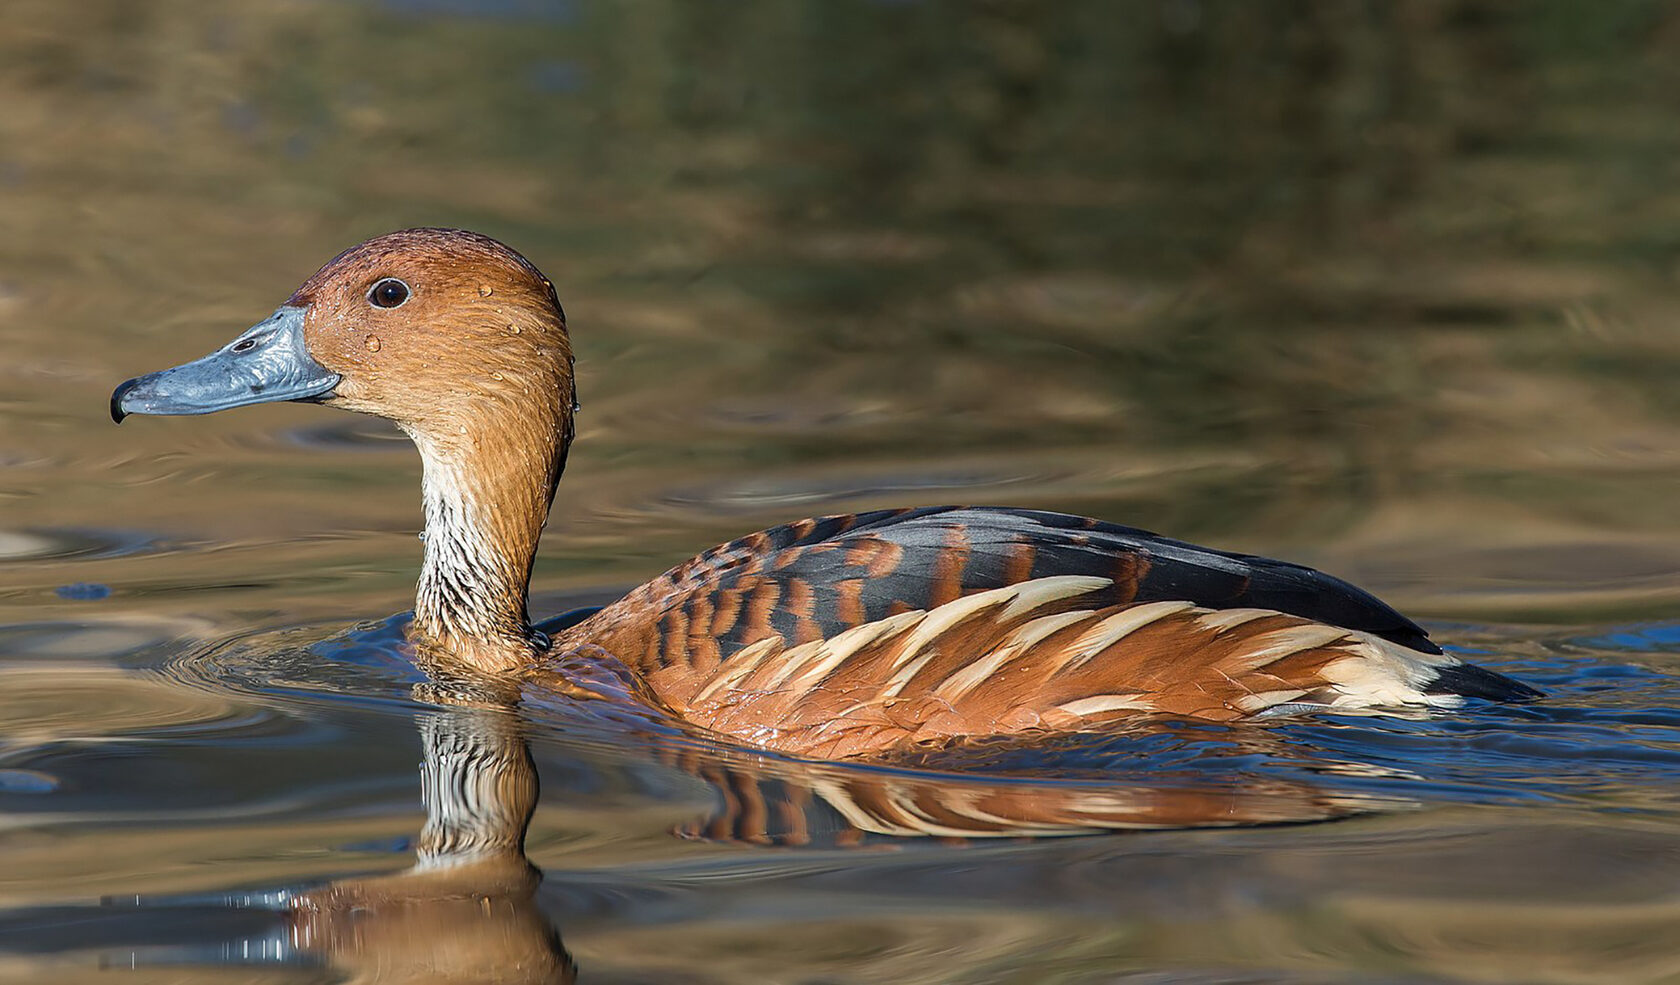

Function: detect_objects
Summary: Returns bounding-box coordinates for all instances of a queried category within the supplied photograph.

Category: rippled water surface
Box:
[9,2,1680,982]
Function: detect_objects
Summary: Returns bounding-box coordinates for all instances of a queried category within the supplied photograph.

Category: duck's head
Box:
[112,227,574,444]
[113,229,577,669]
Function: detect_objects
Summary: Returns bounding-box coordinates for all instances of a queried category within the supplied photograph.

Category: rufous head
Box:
[113,229,578,667]
[111,227,575,457]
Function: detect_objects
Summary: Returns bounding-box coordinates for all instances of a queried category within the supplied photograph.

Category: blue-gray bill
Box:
[111,306,339,424]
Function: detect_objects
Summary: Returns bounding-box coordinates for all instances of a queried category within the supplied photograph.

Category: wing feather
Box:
[560,506,1440,683]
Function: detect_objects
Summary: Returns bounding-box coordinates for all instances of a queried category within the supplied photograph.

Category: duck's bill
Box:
[111,307,340,423]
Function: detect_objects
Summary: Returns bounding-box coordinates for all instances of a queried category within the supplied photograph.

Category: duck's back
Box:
[553,506,1536,757]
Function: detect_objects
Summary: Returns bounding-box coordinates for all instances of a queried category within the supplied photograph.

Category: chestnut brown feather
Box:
[649,586,1439,759]
[553,506,1538,757]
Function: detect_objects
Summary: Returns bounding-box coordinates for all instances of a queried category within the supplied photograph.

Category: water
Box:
[8,1,1680,981]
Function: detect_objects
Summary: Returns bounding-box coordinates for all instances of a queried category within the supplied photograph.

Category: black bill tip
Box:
[111,377,140,424]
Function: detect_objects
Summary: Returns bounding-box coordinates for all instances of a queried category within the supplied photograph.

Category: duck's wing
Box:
[670,584,1489,757]
[564,505,1437,666]
[557,506,1537,757]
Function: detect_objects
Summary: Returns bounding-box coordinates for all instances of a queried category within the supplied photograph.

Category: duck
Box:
[111,228,1541,761]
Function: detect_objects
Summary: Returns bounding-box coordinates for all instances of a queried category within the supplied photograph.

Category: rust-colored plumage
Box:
[113,228,1543,765]
[546,503,1537,758]
[559,560,1446,759]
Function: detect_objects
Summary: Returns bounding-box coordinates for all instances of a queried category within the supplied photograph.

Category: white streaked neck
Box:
[409,432,547,671]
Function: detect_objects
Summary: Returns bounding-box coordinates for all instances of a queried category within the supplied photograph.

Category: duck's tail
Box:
[1424,660,1545,702]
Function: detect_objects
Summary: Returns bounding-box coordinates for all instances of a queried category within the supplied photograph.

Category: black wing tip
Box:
[1425,662,1545,702]
[1382,628,1442,655]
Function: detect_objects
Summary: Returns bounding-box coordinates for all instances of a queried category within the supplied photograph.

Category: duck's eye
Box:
[368,278,410,309]
[231,337,258,353]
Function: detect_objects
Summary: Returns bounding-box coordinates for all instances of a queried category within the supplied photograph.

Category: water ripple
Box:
[160,614,427,712]
[0,665,279,748]
[0,527,173,563]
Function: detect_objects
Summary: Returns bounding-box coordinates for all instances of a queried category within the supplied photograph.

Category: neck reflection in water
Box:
[289,693,573,984]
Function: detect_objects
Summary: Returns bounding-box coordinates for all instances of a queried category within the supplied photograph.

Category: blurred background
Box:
[8,2,1680,983]
[8,0,1680,623]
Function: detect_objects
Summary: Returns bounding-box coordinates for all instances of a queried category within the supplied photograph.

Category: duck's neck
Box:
[408,416,569,673]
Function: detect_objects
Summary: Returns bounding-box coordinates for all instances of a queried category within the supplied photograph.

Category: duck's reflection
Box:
[87,676,1398,980]
[660,728,1390,845]
[287,694,574,984]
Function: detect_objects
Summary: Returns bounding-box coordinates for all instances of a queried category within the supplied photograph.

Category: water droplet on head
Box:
[491,371,504,381]
[509,324,522,335]
[479,284,494,297]
[365,335,382,352]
